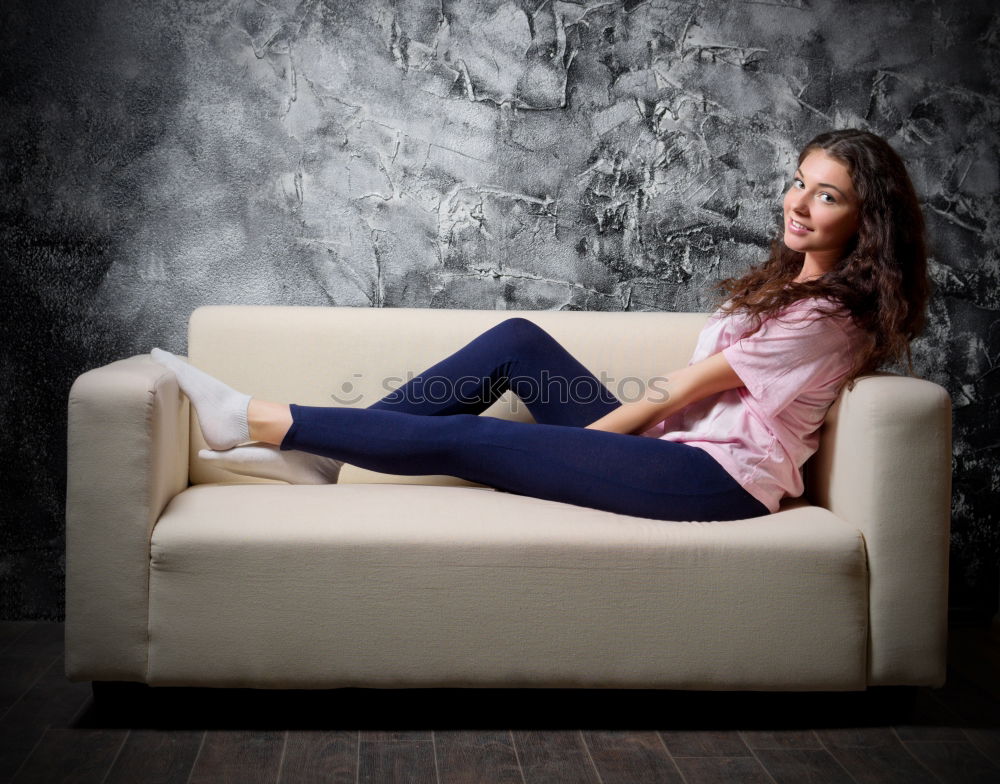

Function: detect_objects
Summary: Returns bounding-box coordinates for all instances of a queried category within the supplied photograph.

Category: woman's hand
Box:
[584,352,745,435]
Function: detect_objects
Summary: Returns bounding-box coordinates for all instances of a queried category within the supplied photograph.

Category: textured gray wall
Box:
[1,0,997,620]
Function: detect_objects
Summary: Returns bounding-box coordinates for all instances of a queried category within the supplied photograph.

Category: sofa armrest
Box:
[65,355,189,682]
[806,374,952,687]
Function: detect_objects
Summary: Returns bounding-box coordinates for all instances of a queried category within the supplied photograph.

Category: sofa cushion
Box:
[147,483,868,690]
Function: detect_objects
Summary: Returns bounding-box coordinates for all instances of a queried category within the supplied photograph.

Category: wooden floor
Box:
[1,621,998,783]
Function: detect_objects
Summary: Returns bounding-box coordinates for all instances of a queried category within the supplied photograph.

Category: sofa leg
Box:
[865,685,920,720]
[91,680,151,710]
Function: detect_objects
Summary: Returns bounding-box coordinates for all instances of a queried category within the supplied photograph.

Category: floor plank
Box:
[962,725,1000,770]
[892,688,970,742]
[0,651,57,718]
[9,727,127,784]
[434,729,523,784]
[102,728,205,784]
[813,722,945,783]
[0,620,997,784]
[923,674,1000,767]
[363,730,433,742]
[814,726,902,749]
[659,729,752,757]
[0,656,92,781]
[671,755,774,783]
[0,621,33,654]
[751,748,856,783]
[581,730,684,784]
[511,730,601,783]
[819,741,940,784]
[187,729,286,784]
[0,622,75,721]
[902,739,1000,784]
[2,623,64,663]
[277,730,358,784]
[358,737,438,784]
[930,674,1000,727]
[739,728,824,750]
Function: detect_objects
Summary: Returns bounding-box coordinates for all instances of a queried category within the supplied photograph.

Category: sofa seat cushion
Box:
[147,483,869,690]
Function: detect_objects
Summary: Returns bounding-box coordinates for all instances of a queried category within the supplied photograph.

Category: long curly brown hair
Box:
[716,128,931,383]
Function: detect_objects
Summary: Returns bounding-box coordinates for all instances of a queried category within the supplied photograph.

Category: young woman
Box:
[151,128,929,522]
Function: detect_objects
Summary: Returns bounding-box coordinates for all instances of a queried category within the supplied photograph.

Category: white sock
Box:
[150,348,252,451]
[199,444,342,484]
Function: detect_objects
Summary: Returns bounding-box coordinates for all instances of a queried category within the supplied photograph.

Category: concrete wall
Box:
[2,0,997,620]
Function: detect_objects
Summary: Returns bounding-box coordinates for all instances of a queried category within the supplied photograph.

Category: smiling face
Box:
[782,149,861,278]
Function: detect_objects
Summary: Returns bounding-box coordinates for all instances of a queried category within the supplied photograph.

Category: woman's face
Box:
[782,150,861,266]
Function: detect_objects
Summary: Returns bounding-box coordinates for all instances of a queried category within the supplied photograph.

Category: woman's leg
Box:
[245,316,617,440]
[365,317,623,427]
[156,317,625,484]
[278,405,769,522]
[220,316,626,485]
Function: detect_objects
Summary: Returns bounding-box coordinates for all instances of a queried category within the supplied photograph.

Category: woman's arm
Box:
[584,351,744,435]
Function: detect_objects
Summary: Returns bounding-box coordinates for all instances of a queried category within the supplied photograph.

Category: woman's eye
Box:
[792,177,836,204]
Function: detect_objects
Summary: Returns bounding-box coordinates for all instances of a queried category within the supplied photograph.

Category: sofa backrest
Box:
[186,306,711,485]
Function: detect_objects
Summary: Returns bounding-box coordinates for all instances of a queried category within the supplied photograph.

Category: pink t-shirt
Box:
[640,298,862,513]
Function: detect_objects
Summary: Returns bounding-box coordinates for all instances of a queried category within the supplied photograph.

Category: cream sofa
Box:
[65,305,953,692]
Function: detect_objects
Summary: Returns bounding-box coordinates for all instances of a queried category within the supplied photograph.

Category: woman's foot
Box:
[150,348,252,450]
[199,443,342,484]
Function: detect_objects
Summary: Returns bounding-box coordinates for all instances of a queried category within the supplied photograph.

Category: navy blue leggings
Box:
[279,318,769,522]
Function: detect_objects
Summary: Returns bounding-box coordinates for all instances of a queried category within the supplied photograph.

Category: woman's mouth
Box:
[787,217,813,235]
